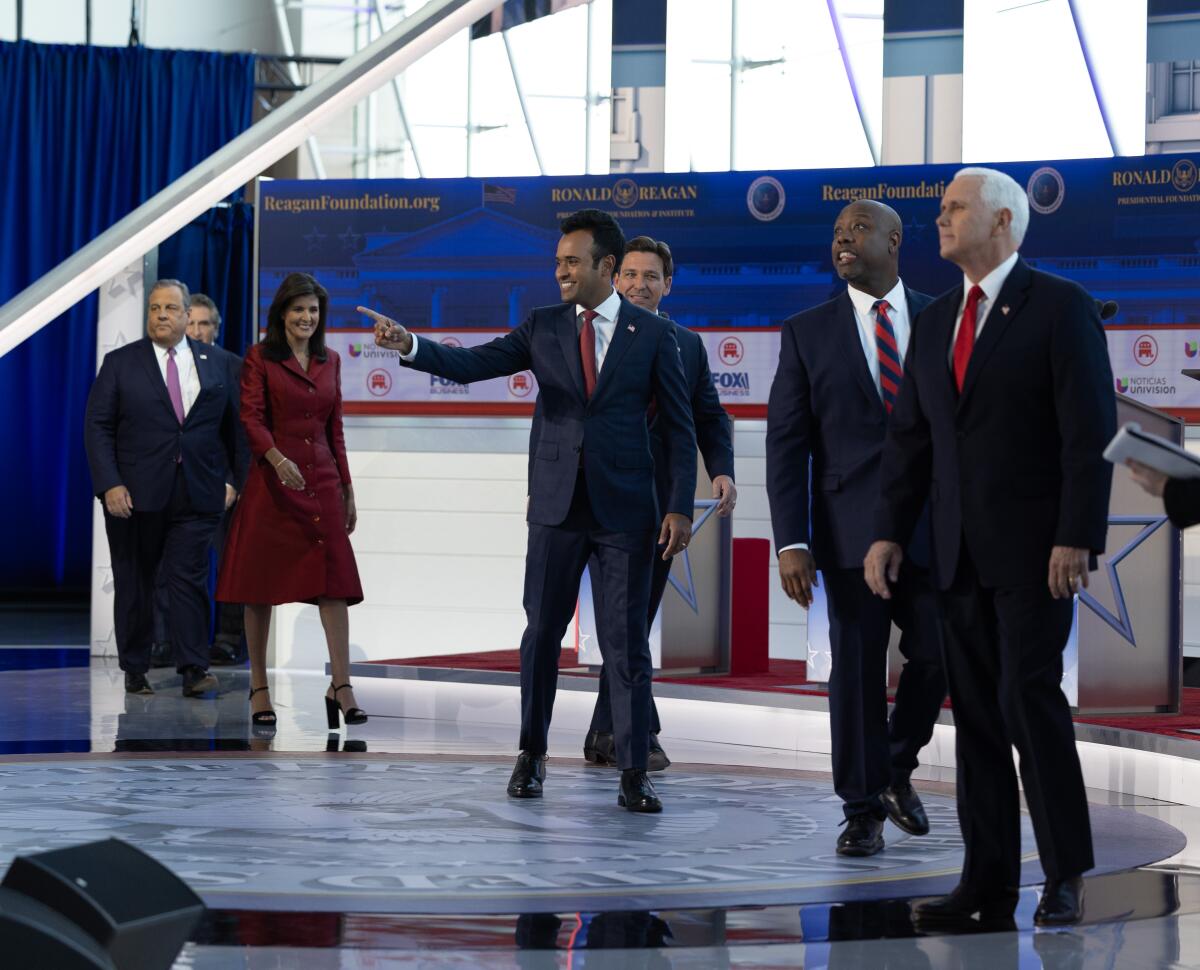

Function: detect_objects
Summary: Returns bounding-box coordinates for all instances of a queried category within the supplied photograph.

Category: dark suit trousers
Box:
[105,466,222,674]
[823,563,946,820]
[940,547,1093,888]
[519,472,656,770]
[153,505,246,650]
[588,543,666,736]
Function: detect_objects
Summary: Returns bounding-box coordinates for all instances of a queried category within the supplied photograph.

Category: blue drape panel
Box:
[158,202,256,358]
[0,42,255,591]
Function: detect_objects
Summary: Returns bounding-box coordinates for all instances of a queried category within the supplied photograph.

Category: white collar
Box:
[964,251,1019,305]
[578,288,623,323]
[846,278,908,320]
[152,337,190,359]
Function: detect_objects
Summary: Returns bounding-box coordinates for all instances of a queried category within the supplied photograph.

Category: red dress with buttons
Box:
[216,344,363,606]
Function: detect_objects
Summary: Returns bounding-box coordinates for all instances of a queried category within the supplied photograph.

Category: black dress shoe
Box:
[912,882,1019,924]
[583,730,617,766]
[124,672,153,695]
[882,782,930,836]
[618,769,662,813]
[648,734,671,772]
[181,666,219,697]
[1034,876,1084,926]
[507,751,546,798]
[149,641,173,669]
[209,639,242,666]
[836,814,885,856]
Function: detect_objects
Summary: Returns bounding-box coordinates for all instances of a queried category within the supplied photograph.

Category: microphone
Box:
[1094,299,1119,321]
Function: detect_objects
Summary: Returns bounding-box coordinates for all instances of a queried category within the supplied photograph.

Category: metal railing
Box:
[0,0,504,358]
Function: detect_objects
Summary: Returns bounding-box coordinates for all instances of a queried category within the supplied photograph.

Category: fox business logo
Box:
[713,372,751,397]
[430,375,468,395]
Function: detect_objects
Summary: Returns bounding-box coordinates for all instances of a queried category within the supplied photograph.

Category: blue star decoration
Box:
[666,499,720,613]
[1077,514,1170,645]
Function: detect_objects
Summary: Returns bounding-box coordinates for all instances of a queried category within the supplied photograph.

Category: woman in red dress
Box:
[217,272,366,732]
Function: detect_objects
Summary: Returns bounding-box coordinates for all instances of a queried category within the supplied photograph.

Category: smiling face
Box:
[617,250,672,313]
[831,201,900,298]
[555,229,615,310]
[146,285,188,349]
[283,295,321,350]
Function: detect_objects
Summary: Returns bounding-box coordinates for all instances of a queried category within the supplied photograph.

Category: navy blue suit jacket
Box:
[529,317,735,509]
[403,299,697,532]
[874,258,1115,589]
[85,336,245,514]
[766,286,933,570]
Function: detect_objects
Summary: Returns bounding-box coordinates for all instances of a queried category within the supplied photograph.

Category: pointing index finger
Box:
[357,305,389,325]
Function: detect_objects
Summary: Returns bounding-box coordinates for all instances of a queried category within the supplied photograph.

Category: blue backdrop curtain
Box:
[158,202,256,358]
[0,42,255,593]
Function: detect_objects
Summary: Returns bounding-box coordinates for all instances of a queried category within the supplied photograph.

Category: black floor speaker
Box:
[1,838,205,970]
[0,886,115,969]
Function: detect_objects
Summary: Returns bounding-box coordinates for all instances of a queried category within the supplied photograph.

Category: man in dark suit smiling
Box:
[365,210,696,812]
[85,279,242,698]
[865,168,1115,926]
[767,200,946,858]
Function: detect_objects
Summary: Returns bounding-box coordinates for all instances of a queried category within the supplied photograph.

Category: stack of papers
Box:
[1103,423,1200,479]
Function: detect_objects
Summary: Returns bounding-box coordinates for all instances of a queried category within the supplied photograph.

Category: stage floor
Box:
[5,656,1200,967]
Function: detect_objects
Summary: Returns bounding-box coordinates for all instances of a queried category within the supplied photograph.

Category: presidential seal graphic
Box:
[1172,158,1197,194]
[612,178,639,210]
[0,758,1178,915]
[1027,166,1064,215]
[747,175,785,222]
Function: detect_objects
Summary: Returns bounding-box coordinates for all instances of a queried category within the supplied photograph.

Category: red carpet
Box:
[371,650,1200,742]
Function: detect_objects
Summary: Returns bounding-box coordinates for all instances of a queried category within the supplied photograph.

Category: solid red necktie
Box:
[579,309,598,398]
[953,285,984,392]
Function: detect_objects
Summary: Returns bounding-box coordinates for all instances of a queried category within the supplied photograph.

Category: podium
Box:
[807,394,1182,714]
[576,445,733,674]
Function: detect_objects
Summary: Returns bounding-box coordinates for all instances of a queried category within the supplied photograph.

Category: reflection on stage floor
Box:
[1,657,1199,968]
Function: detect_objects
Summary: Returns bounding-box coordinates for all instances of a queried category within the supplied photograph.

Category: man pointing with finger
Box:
[864,168,1115,926]
[365,209,696,813]
[766,200,946,858]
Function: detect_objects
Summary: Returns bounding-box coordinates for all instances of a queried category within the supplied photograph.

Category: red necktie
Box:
[873,299,902,414]
[953,285,984,392]
[579,309,598,398]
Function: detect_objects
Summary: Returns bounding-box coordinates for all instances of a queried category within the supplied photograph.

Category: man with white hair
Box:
[864,168,1115,926]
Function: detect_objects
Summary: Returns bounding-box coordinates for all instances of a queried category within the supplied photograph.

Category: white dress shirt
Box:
[948,250,1020,363]
[778,281,911,558]
[152,337,200,417]
[846,278,911,398]
[400,289,626,374]
[578,288,623,373]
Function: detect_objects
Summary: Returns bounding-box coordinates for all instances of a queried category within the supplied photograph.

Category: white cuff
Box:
[399,332,419,362]
[778,543,809,554]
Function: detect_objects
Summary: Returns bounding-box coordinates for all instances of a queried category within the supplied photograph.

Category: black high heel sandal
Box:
[325,683,367,729]
[249,685,277,736]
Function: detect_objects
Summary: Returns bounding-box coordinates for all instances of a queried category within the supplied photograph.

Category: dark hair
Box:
[148,279,190,308]
[559,208,625,271]
[622,235,674,278]
[189,292,221,333]
[261,272,328,362]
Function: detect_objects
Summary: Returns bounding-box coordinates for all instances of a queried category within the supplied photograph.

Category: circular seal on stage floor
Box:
[0,757,1182,915]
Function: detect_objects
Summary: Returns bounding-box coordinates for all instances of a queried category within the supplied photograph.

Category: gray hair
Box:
[954,167,1030,247]
[148,278,191,309]
[189,292,221,332]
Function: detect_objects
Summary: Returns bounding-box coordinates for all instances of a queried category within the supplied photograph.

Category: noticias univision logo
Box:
[348,343,363,358]
[1186,340,1199,358]
[1115,377,1130,394]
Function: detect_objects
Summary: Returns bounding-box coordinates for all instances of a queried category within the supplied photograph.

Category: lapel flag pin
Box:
[627,324,636,332]
[199,354,208,359]
[1000,306,1010,316]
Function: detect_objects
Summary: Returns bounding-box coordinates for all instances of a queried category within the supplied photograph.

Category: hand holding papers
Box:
[1104,423,1200,480]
